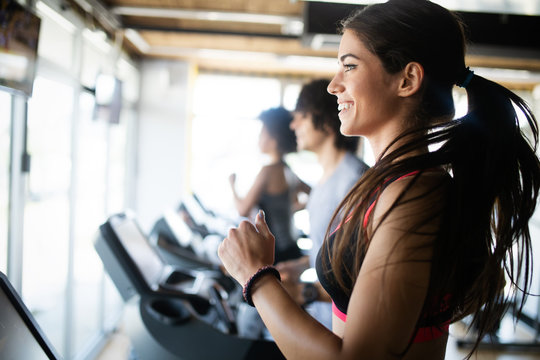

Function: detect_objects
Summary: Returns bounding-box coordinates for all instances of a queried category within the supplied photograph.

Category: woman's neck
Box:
[369,131,429,165]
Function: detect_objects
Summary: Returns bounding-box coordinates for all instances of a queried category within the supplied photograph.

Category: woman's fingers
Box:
[218,214,277,284]
[219,220,263,283]
[255,210,273,241]
[218,234,246,283]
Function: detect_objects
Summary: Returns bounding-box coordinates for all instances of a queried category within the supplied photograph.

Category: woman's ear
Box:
[397,62,424,97]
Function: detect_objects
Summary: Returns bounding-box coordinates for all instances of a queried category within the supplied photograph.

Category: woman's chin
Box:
[339,124,356,137]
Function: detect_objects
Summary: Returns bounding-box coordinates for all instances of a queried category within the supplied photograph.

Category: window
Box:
[190,74,282,216]
[3,1,137,358]
[0,91,11,274]
[71,90,108,354]
[190,75,321,236]
[24,75,73,353]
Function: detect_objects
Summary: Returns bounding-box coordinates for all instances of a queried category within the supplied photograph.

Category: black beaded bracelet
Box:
[242,265,281,307]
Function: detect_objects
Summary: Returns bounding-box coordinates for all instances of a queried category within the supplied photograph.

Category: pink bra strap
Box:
[332,301,449,343]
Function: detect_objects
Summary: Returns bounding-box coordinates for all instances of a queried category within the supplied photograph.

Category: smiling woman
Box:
[216,1,540,359]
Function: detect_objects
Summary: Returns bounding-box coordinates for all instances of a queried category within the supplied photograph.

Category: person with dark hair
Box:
[276,79,368,330]
[229,106,310,263]
[219,1,540,359]
[294,79,360,154]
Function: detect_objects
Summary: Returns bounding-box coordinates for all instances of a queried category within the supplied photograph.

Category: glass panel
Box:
[108,118,128,215]
[23,76,74,356]
[191,74,281,216]
[71,91,107,356]
[100,105,128,329]
[80,35,112,89]
[0,90,11,274]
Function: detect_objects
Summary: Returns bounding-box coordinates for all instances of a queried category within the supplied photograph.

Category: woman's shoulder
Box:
[378,169,451,211]
[368,169,451,245]
[388,168,449,188]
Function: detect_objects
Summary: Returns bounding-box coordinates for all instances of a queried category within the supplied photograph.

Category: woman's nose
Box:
[327,73,342,95]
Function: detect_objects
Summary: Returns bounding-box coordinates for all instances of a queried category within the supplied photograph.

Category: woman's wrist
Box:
[243,265,281,306]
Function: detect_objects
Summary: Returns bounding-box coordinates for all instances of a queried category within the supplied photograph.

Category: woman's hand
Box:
[218,210,276,285]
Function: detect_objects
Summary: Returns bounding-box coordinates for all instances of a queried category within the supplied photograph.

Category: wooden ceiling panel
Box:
[93,0,540,80]
[123,16,285,35]
[103,0,303,15]
[139,31,335,58]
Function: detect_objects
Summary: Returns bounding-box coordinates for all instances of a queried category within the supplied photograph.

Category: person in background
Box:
[229,106,310,263]
[218,1,540,359]
[276,79,369,330]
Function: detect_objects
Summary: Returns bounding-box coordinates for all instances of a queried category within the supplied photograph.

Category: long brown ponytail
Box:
[322,1,540,357]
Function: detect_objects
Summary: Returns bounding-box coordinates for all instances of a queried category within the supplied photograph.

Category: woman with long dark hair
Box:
[218,1,540,358]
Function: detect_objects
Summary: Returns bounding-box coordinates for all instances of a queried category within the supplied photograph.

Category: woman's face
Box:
[328,30,403,140]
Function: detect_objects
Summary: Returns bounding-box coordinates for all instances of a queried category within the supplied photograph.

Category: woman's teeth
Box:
[338,103,352,111]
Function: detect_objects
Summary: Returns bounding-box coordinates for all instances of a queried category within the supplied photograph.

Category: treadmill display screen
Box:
[0,287,52,359]
[110,215,165,287]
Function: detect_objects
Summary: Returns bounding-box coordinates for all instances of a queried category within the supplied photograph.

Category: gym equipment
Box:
[95,211,284,359]
[0,271,61,360]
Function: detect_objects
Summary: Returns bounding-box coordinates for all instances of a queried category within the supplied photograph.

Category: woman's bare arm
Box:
[219,174,446,359]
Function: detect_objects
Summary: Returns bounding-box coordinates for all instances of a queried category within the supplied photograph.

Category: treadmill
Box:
[95,212,284,360]
[149,209,223,272]
[0,271,61,360]
[181,193,239,238]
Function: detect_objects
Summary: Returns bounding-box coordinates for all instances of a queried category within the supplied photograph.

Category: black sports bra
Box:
[315,171,451,342]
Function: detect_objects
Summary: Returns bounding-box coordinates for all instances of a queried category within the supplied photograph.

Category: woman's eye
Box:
[344,64,357,72]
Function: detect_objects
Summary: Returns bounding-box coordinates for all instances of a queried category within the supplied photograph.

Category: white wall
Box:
[135,59,191,231]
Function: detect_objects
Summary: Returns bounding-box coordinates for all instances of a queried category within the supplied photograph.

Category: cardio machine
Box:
[148,194,240,274]
[149,208,223,272]
[0,271,61,360]
[95,211,284,360]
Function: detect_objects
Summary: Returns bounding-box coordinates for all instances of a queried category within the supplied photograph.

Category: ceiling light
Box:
[302,0,540,16]
[124,29,150,53]
[112,7,302,26]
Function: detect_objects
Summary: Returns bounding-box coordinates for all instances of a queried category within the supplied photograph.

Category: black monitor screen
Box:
[109,215,166,287]
[0,273,59,360]
[0,0,41,97]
